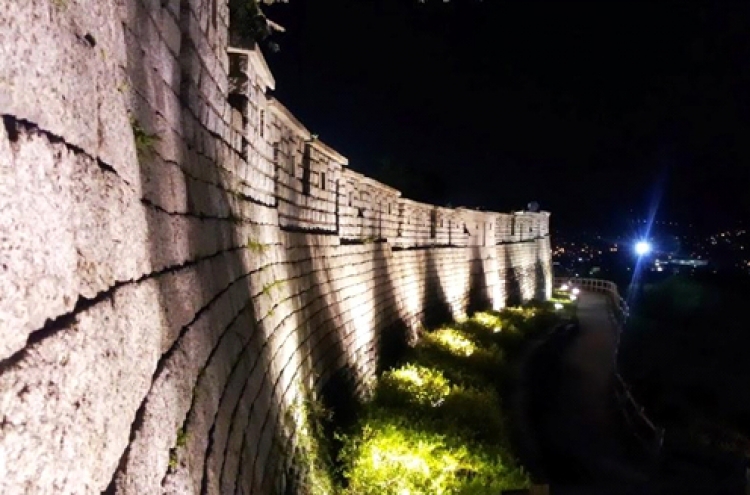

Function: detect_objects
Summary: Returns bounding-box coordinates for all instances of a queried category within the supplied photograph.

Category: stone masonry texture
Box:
[0,1,552,493]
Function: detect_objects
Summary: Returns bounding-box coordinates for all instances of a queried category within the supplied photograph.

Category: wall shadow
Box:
[467,245,491,315]
[422,248,454,329]
[110,2,290,494]
[115,3,326,494]
[276,232,354,491]
[534,258,548,301]
[372,244,411,374]
[504,246,523,307]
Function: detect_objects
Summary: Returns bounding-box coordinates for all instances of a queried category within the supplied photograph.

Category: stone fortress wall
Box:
[0,1,551,493]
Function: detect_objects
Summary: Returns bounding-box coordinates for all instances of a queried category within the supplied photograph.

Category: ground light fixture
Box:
[634,240,652,256]
[554,303,564,310]
[572,287,580,296]
[560,284,569,291]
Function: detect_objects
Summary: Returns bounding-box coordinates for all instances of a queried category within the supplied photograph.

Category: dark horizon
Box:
[263,0,750,233]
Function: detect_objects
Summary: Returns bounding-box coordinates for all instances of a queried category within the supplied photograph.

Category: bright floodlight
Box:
[635,241,652,256]
[572,288,580,296]
[554,303,564,310]
[560,284,569,291]
[570,294,578,301]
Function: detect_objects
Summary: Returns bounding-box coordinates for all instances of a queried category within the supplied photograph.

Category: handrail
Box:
[553,276,664,458]
[554,277,629,323]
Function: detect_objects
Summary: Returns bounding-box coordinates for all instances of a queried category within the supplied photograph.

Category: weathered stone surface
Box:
[0,124,151,361]
[0,0,137,185]
[0,280,164,494]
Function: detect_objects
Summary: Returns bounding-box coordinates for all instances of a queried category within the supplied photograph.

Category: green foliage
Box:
[130,118,160,155]
[176,426,189,448]
[229,0,273,47]
[339,414,526,495]
[416,327,504,385]
[247,238,269,253]
[265,302,560,494]
[337,303,564,494]
[262,280,285,296]
[285,396,336,495]
[232,1,454,51]
[377,364,451,408]
[167,426,189,471]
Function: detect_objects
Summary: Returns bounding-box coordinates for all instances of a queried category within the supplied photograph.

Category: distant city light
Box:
[634,241,652,256]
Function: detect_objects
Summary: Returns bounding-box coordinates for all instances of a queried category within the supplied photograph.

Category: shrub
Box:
[377,364,451,409]
[339,413,528,495]
[336,301,564,494]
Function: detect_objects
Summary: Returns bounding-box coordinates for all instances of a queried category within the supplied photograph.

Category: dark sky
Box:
[262,0,750,232]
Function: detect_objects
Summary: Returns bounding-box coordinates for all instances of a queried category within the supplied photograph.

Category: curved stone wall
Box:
[0,1,551,493]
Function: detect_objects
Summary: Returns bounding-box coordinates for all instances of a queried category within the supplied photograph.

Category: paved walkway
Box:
[526,291,651,492]
[554,292,646,484]
[526,291,748,494]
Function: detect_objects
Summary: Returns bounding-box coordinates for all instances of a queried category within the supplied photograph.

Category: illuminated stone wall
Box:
[0,1,551,493]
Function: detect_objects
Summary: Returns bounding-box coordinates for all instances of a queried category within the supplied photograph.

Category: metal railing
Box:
[553,276,665,459]
[554,277,629,324]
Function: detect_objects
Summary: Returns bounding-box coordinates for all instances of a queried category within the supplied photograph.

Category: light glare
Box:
[635,241,652,256]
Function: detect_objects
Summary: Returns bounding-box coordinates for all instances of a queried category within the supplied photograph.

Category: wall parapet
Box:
[232,45,550,246]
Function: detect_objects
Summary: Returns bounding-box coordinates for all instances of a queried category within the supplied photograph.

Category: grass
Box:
[176,426,189,447]
[130,117,160,155]
[277,301,575,493]
[247,238,269,253]
[334,301,572,494]
[262,280,285,296]
[284,397,337,495]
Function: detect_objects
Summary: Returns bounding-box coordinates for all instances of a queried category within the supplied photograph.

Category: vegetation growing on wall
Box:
[230,0,461,51]
[130,117,160,156]
[229,0,274,48]
[284,396,338,495]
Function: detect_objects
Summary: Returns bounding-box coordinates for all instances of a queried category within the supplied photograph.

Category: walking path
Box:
[524,289,748,494]
[524,291,651,494]
[554,292,647,484]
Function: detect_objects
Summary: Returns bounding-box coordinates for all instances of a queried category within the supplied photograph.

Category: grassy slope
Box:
[334,300,574,495]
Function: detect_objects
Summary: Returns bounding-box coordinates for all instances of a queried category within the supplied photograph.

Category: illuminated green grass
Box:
[339,414,528,495]
[337,303,566,494]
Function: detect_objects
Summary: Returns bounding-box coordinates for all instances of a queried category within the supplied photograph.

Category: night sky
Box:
[262,1,750,232]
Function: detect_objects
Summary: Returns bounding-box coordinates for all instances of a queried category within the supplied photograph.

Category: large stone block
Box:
[0,279,164,494]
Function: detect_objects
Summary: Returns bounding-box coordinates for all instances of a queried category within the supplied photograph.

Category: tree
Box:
[230,0,455,48]
[229,0,286,48]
